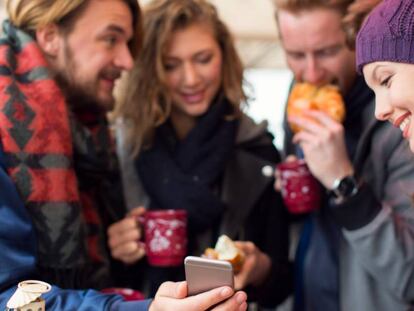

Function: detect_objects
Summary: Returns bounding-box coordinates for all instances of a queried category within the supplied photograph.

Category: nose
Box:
[303,56,325,85]
[182,63,201,87]
[114,44,134,71]
[374,95,393,121]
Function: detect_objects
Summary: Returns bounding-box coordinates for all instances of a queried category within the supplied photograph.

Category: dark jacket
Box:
[117,114,293,308]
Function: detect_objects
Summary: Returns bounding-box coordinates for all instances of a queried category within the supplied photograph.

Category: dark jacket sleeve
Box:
[241,134,293,307]
[244,184,293,307]
[0,145,151,311]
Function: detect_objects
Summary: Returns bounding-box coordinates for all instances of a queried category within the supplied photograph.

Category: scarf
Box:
[137,97,238,236]
[0,21,122,288]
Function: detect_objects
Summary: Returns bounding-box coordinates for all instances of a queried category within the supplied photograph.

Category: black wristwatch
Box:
[330,175,359,202]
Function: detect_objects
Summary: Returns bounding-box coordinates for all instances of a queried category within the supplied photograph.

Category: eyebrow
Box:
[104,24,132,40]
[372,65,386,83]
[285,43,343,55]
[165,49,213,60]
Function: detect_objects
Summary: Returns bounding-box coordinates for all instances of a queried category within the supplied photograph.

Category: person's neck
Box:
[170,110,197,141]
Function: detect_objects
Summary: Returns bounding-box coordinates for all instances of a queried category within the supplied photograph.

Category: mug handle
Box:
[135,215,147,251]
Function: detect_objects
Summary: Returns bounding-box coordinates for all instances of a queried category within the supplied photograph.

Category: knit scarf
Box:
[0,21,121,288]
[137,97,238,237]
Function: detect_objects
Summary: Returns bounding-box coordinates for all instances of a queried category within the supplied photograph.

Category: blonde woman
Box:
[110,0,292,307]
[0,0,247,310]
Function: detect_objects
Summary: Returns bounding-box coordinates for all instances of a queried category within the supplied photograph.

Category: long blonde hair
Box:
[115,0,247,156]
[5,0,143,58]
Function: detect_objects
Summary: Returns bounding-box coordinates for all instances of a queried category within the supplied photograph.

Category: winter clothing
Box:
[356,0,414,72]
[284,76,414,311]
[0,143,151,310]
[117,102,292,308]
[0,20,151,310]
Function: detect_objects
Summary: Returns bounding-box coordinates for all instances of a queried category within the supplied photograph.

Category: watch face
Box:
[337,176,358,197]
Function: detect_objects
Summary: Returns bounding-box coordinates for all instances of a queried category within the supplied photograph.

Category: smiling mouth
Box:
[394,112,412,138]
[181,91,205,103]
[400,117,411,138]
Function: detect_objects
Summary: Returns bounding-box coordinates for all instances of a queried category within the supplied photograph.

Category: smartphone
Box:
[184,256,234,296]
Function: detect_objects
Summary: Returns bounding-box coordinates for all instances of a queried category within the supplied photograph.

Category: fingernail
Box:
[221,287,232,297]
[236,293,245,304]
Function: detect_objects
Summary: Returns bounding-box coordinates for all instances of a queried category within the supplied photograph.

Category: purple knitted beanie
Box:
[356,0,414,73]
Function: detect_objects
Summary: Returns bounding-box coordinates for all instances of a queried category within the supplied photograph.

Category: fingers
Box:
[285,155,297,162]
[233,242,271,288]
[111,241,146,264]
[212,291,248,311]
[274,170,282,192]
[189,287,235,310]
[289,110,340,135]
[108,219,142,246]
[233,241,256,289]
[234,241,255,253]
[155,281,183,298]
[174,281,188,299]
[292,130,320,146]
[275,155,298,191]
[128,206,146,217]
[152,284,238,311]
[107,211,145,264]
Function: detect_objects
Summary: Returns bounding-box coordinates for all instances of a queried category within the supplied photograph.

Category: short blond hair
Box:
[5,0,142,57]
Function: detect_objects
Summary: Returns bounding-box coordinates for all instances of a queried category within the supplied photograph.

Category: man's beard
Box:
[53,43,118,113]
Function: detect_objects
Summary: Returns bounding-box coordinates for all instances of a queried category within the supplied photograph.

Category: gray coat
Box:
[285,95,414,311]
[339,101,414,311]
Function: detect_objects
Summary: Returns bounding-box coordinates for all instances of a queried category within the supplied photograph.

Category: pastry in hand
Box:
[287,82,346,133]
[203,235,245,273]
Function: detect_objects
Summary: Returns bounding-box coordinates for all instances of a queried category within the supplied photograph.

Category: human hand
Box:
[107,206,146,264]
[233,241,271,290]
[289,110,354,188]
[149,281,247,311]
[274,155,298,192]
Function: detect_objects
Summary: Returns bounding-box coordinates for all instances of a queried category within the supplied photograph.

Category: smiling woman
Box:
[356,0,414,152]
[111,0,292,307]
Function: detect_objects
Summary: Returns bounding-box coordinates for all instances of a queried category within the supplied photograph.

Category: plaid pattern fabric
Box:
[0,20,112,281]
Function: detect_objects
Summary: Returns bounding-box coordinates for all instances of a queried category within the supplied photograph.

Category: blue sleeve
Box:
[0,144,151,310]
[112,299,152,311]
[0,144,37,290]
[1,285,152,311]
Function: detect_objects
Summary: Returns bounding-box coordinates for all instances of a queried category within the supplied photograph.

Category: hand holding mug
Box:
[107,206,146,264]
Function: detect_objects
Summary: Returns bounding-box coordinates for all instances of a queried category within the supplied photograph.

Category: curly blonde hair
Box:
[115,0,247,156]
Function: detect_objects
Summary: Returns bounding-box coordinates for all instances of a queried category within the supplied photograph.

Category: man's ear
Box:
[35,24,61,57]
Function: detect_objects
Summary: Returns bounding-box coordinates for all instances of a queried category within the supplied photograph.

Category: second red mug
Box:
[139,209,187,267]
[277,159,321,214]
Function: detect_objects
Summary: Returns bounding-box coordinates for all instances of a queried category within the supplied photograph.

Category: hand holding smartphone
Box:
[184,256,234,296]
